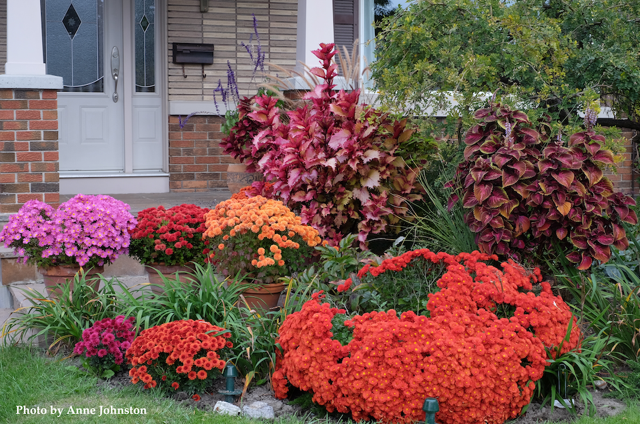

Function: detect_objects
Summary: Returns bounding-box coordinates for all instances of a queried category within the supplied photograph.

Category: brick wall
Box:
[603,128,637,196]
[0,89,59,212]
[168,115,233,191]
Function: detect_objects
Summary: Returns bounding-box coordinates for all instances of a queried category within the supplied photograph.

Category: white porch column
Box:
[5,0,46,75]
[0,0,62,88]
[296,0,335,70]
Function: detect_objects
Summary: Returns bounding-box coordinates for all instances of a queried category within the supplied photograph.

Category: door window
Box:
[135,0,155,93]
[44,0,104,93]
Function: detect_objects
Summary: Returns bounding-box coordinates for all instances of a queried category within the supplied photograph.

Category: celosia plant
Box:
[0,195,137,268]
[129,204,210,266]
[447,103,637,269]
[73,315,135,378]
[126,319,230,395]
[222,43,433,247]
[273,249,581,424]
[203,196,322,283]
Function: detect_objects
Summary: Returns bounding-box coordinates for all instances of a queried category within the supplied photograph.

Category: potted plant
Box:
[203,195,322,310]
[129,204,210,294]
[0,195,137,299]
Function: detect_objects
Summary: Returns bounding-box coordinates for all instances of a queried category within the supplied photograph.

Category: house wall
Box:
[167,0,298,102]
[167,0,298,191]
[604,129,638,196]
[0,0,5,74]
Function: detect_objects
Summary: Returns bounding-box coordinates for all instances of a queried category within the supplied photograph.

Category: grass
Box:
[1,346,639,424]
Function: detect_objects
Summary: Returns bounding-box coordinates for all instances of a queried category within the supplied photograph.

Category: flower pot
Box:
[41,265,104,300]
[226,163,263,194]
[237,281,286,311]
[145,264,197,296]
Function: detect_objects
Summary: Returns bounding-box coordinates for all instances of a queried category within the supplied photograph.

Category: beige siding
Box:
[168,0,298,101]
[0,0,6,74]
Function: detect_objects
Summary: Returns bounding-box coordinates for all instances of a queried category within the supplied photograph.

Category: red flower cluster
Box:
[129,204,210,266]
[274,250,581,424]
[126,319,231,396]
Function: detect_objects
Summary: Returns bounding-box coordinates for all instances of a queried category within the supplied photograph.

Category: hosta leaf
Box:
[551,170,574,188]
[479,139,498,154]
[465,125,485,145]
[474,183,493,203]
[512,111,531,124]
[613,222,626,241]
[464,145,482,160]
[489,216,504,229]
[508,161,527,177]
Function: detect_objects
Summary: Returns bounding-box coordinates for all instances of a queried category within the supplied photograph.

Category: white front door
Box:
[44,0,164,175]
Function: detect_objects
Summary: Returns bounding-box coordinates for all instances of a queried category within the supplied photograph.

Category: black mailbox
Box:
[173,43,214,64]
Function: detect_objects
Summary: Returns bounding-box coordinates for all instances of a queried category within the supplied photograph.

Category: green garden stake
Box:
[218,364,242,403]
[423,398,439,424]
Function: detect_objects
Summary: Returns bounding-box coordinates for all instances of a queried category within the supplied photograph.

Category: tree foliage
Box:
[371,0,640,134]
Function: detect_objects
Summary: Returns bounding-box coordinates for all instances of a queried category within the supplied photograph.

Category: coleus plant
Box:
[231,43,432,246]
[447,103,637,269]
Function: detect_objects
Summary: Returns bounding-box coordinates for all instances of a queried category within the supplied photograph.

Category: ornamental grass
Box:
[126,319,231,396]
[203,196,322,283]
[273,249,581,424]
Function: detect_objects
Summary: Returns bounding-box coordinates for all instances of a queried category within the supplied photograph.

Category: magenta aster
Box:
[0,194,137,268]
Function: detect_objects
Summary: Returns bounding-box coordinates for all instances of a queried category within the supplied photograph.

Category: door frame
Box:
[60,0,169,194]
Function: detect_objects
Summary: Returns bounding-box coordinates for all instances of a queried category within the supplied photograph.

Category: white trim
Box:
[5,0,47,75]
[60,172,169,178]
[123,0,134,174]
[296,0,334,72]
[160,0,169,173]
[60,175,170,195]
[0,75,63,90]
[169,101,230,116]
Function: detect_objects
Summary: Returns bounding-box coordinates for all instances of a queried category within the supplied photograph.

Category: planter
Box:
[41,265,104,300]
[226,163,263,194]
[145,264,197,296]
[237,281,286,311]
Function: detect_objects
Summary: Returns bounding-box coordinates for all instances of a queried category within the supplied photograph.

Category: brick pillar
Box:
[0,89,59,212]
[168,115,231,192]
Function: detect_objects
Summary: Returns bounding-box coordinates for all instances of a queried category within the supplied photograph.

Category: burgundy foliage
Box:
[221,43,428,246]
[447,103,637,269]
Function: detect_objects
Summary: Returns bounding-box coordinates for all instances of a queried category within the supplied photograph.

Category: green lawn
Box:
[1,345,639,424]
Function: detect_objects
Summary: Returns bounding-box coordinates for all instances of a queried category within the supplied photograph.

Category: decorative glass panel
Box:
[135,0,155,93]
[45,0,104,93]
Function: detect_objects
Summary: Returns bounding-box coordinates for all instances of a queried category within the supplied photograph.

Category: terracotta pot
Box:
[145,264,197,296]
[238,281,286,311]
[226,163,264,194]
[41,265,104,300]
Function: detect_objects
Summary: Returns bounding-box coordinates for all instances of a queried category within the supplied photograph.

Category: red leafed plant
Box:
[273,249,580,424]
[221,43,433,247]
[447,102,636,269]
